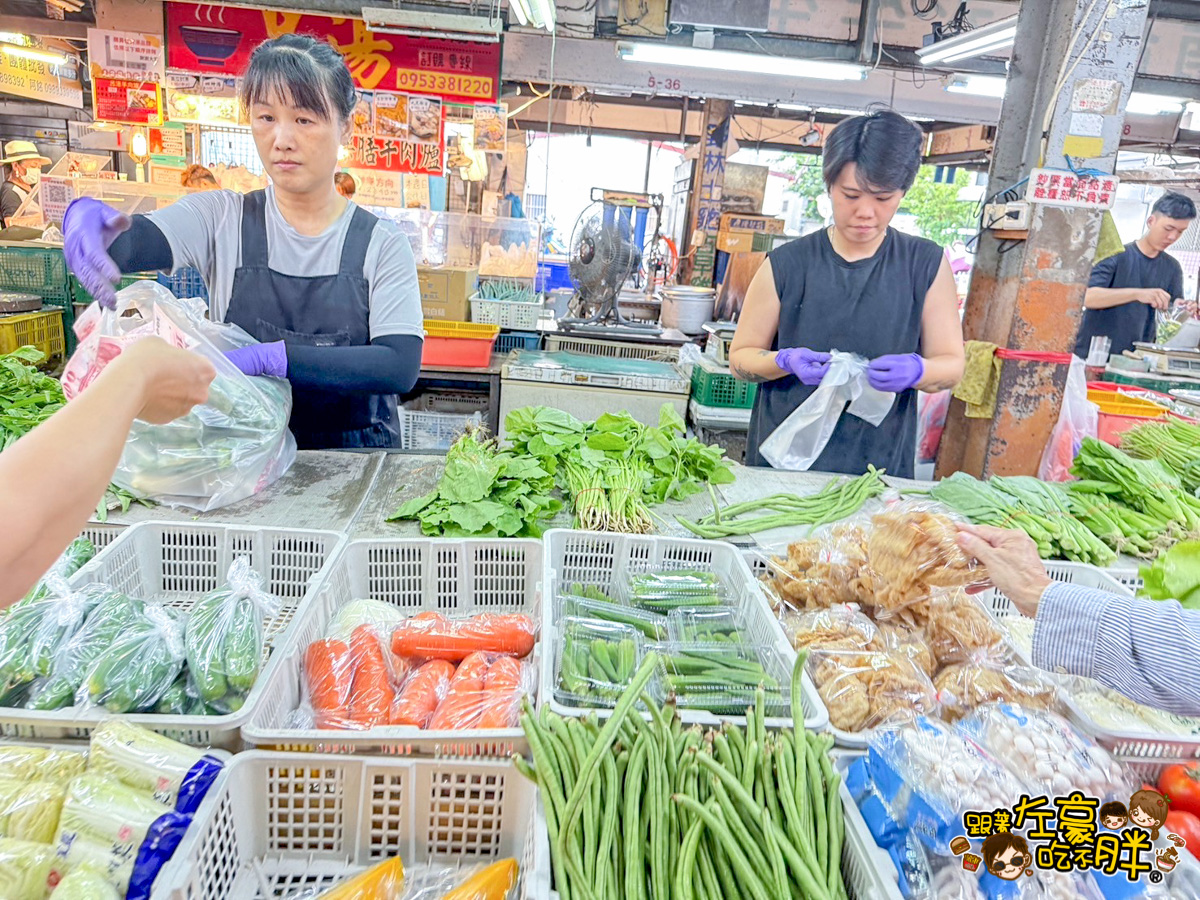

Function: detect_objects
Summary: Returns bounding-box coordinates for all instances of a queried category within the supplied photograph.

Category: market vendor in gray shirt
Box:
[1074,192,1195,358]
[60,35,422,450]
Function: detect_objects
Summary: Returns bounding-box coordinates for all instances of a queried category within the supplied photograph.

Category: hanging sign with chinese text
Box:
[164,2,500,104]
[1025,168,1120,210]
[88,29,164,125]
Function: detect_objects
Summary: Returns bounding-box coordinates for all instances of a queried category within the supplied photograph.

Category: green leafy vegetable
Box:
[1139,540,1200,609]
[388,426,562,537]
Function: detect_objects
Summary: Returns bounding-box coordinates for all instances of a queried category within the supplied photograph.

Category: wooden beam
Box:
[0,14,89,40]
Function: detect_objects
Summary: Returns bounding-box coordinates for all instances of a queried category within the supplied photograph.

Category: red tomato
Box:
[1164,810,1200,860]
[1160,764,1200,820]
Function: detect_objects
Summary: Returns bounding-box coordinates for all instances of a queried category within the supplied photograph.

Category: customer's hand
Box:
[224,341,288,378]
[62,197,131,310]
[867,353,924,392]
[956,523,1052,617]
[775,347,831,386]
[111,338,216,424]
[1137,288,1172,311]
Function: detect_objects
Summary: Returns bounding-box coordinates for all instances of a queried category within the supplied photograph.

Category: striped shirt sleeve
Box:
[1031,582,1200,717]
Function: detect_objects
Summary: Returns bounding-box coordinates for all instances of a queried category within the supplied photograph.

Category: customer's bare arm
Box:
[0,338,215,607]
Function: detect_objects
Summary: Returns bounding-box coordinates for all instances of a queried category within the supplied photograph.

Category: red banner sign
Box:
[348,135,443,177]
[164,2,500,104]
[92,77,162,125]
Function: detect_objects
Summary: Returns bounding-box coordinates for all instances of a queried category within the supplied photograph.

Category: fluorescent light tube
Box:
[1125,93,1188,115]
[362,7,502,40]
[615,42,867,82]
[944,74,1007,98]
[0,43,67,66]
[917,15,1017,66]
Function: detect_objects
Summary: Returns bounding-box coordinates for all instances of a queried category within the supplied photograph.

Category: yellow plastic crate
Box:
[422,319,500,339]
[0,308,64,362]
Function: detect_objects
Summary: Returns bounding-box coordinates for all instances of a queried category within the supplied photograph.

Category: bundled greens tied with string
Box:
[505,404,735,534]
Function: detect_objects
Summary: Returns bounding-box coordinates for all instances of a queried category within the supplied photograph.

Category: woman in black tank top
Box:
[729,110,965,479]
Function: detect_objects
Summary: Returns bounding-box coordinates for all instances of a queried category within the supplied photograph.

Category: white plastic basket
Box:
[244,538,543,758]
[0,521,344,751]
[470,294,542,330]
[542,335,682,362]
[397,406,483,450]
[978,559,1132,617]
[543,529,828,730]
[688,398,752,430]
[154,751,547,900]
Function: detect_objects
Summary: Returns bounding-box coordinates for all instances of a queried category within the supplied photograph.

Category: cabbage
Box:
[0,837,54,900]
[50,863,120,900]
[0,746,86,784]
[0,778,64,843]
[326,598,405,644]
[49,830,134,897]
[88,719,206,805]
[55,774,170,861]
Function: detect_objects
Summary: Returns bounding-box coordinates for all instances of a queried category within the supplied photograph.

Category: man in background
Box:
[334,172,356,200]
[0,140,50,227]
[1075,192,1196,358]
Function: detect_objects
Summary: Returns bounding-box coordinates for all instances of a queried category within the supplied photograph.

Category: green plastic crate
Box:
[690,363,758,408]
[0,246,70,303]
[69,273,155,307]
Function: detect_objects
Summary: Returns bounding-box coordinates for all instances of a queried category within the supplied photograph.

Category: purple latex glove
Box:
[775,347,832,386]
[224,341,288,378]
[63,197,132,310]
[867,352,925,392]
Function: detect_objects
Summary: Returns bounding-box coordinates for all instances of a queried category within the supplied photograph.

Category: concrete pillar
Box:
[937,0,1152,479]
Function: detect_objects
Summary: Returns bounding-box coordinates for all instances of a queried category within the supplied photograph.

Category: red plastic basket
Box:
[421,320,499,367]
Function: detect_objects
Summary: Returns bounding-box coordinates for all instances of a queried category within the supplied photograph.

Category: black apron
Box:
[225,190,399,450]
[745,228,942,479]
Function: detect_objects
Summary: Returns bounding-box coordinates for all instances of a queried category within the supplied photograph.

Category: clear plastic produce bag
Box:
[808,644,938,733]
[0,836,55,900]
[1038,356,1097,483]
[754,524,874,614]
[0,777,66,842]
[62,281,297,511]
[79,604,187,713]
[184,557,281,714]
[89,719,223,812]
[760,351,895,470]
[932,661,1059,721]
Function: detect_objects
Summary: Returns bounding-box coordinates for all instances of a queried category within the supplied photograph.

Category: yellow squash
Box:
[316,856,405,900]
[441,858,518,900]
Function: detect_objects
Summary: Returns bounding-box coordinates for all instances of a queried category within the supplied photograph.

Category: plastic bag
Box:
[62,281,297,512]
[51,773,173,894]
[760,351,895,470]
[89,719,222,812]
[932,662,1058,721]
[958,704,1131,801]
[557,618,642,708]
[51,862,122,900]
[20,536,96,604]
[755,525,873,614]
[326,598,407,645]
[918,390,952,465]
[867,717,1028,854]
[425,651,530,730]
[80,604,187,713]
[27,582,109,678]
[125,809,193,900]
[784,603,879,654]
[808,645,938,733]
[0,777,65,842]
[388,612,538,661]
[924,589,1006,667]
[312,854,404,899]
[866,505,985,627]
[184,557,281,713]
[0,746,86,784]
[26,588,144,711]
[1039,357,1097,483]
[0,836,55,900]
[0,598,53,700]
[624,570,724,612]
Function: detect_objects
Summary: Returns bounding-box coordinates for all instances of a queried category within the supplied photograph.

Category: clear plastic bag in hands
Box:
[79,603,187,713]
[808,644,938,733]
[956,703,1132,801]
[184,557,282,714]
[866,503,987,628]
[760,350,896,470]
[63,281,297,512]
[756,524,873,614]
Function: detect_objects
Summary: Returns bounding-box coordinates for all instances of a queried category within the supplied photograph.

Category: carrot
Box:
[427,651,489,730]
[304,639,354,729]
[347,626,395,728]
[390,613,536,661]
[477,656,525,729]
[391,659,455,727]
